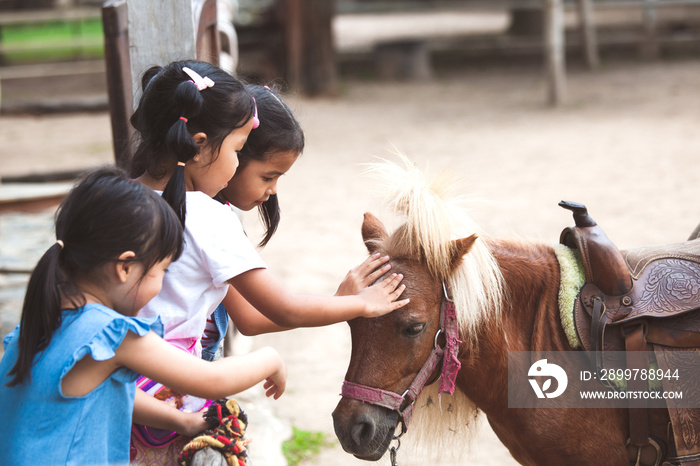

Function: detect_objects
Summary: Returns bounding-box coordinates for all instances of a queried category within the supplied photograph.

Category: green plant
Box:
[281,426,333,466]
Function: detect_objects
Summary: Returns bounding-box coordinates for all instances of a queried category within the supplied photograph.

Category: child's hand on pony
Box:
[356,272,409,318]
[335,253,392,297]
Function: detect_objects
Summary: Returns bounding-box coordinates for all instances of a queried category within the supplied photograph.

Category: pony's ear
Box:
[362,212,389,254]
[450,234,478,272]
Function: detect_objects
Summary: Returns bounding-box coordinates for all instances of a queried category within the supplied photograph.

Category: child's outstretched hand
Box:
[263,361,287,400]
[357,273,409,318]
[335,253,391,296]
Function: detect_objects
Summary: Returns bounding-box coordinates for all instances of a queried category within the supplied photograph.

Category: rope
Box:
[178,399,250,466]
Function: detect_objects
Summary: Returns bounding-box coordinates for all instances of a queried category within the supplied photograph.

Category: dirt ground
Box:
[2,48,700,465]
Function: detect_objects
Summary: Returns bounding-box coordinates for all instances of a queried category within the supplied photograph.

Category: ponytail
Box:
[161,161,187,226]
[6,243,80,386]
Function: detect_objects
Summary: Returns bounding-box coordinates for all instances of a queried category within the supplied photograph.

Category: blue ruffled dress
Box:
[0,303,163,465]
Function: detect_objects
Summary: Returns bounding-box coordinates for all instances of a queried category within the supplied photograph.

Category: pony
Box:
[331,157,678,465]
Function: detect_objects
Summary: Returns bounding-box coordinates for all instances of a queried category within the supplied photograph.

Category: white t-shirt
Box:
[140,191,266,355]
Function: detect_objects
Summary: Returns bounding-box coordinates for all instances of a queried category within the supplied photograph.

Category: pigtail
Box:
[161,165,187,226]
[162,80,203,226]
[166,80,202,158]
[6,243,72,386]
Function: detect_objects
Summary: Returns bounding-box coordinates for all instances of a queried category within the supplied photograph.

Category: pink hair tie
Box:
[177,161,186,167]
[179,116,188,123]
[252,98,260,129]
[182,66,215,91]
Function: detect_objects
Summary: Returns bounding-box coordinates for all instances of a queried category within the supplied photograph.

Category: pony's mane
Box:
[365,155,505,343]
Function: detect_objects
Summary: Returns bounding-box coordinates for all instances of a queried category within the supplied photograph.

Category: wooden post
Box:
[543,0,566,106]
[285,0,303,91]
[373,40,432,81]
[641,0,659,59]
[127,0,197,107]
[284,0,337,96]
[576,0,600,69]
[102,0,133,170]
[195,0,221,66]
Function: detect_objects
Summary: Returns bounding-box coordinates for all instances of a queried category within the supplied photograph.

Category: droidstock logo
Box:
[528,359,568,399]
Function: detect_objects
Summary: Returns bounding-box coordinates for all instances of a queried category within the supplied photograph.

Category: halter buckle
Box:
[433,328,443,349]
[442,282,454,302]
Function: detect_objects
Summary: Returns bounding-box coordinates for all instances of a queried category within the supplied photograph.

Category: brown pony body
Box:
[332,159,671,465]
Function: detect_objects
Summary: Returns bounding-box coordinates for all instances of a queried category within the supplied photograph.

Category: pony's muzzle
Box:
[351,414,376,446]
[332,399,398,461]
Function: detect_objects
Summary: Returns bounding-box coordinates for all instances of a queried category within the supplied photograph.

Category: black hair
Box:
[6,166,184,386]
[238,84,305,247]
[129,60,256,226]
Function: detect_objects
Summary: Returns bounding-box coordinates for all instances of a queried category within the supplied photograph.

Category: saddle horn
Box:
[559,200,633,297]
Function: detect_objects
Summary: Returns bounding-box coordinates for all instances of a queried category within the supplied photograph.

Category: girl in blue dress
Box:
[0,167,286,466]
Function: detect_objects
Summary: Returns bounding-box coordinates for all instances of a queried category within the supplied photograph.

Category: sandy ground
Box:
[2,51,700,465]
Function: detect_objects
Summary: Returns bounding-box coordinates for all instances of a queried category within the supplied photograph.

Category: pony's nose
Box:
[351,414,377,446]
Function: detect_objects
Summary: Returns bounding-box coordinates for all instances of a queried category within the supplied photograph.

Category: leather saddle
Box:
[559,201,700,466]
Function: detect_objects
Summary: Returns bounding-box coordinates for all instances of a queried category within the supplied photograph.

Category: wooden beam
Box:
[1,169,84,183]
[0,183,71,215]
[0,7,100,26]
[337,1,543,14]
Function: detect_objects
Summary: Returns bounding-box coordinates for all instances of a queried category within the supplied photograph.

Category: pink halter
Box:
[340,282,462,434]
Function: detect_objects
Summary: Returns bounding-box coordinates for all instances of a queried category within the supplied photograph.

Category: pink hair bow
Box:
[182,66,215,91]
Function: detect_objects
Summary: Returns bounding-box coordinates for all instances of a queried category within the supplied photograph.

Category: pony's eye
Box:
[403,323,426,337]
